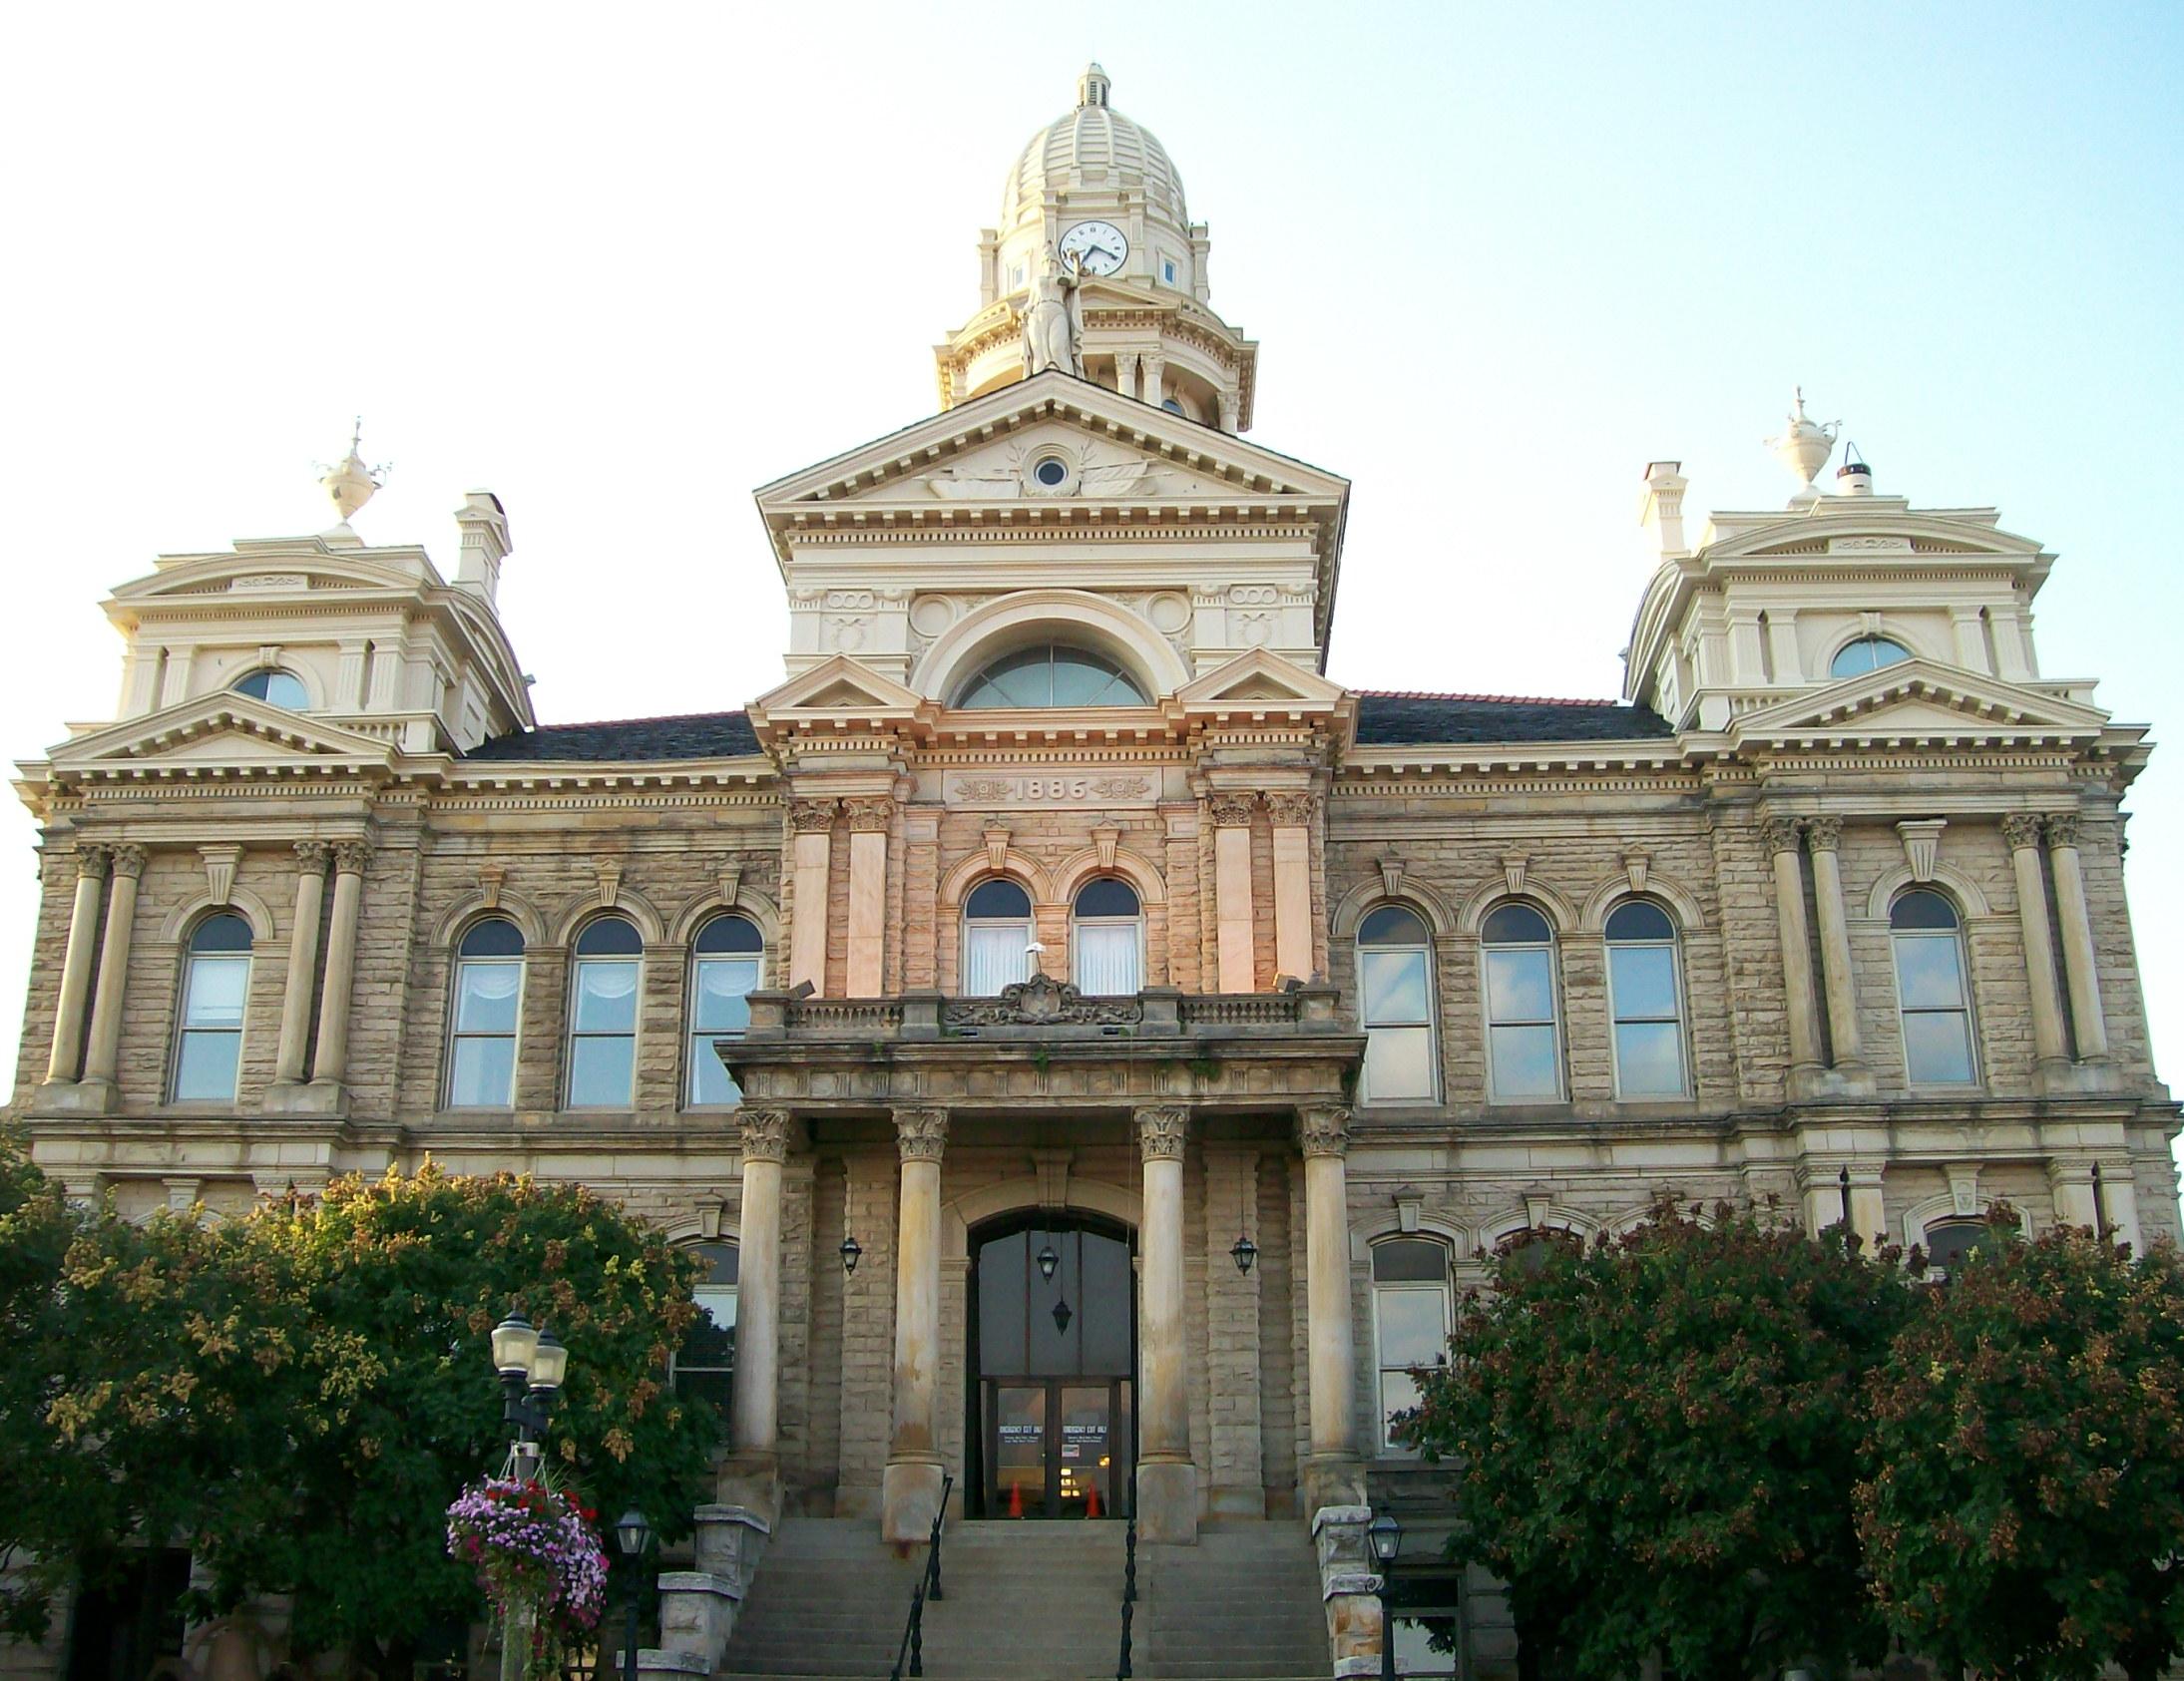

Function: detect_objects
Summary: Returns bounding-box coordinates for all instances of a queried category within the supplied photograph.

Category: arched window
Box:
[962,878,1035,997]
[448,916,525,1108]
[231,668,309,708]
[1830,635,1913,679]
[173,913,252,1101]
[1605,899,1688,1098]
[689,913,764,1107]
[1372,1238,1451,1452]
[670,1241,738,1422]
[567,917,642,1108]
[1482,902,1562,1101]
[955,643,1149,708]
[1891,889,1975,1085]
[1071,878,1142,995]
[1921,1212,2018,1281]
[1358,905,1436,1102]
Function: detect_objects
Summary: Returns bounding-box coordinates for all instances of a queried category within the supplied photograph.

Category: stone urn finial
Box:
[1764,387,1839,506]
[317,418,389,523]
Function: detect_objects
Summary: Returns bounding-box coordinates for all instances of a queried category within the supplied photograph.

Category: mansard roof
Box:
[1354,691,1673,745]
[464,710,759,761]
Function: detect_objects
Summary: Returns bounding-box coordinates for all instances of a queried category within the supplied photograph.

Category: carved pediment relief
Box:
[908,427,1229,505]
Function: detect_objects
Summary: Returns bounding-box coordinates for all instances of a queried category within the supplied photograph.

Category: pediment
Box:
[746,656,935,750]
[1729,659,2108,746]
[45,696,401,778]
[1173,648,1352,724]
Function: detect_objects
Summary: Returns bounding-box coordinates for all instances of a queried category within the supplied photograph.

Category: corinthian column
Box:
[1209,792,1257,993]
[731,1106,790,1463]
[2002,814,2069,1075]
[1299,1103,1362,1512]
[1762,818,1825,1083]
[1803,818,1867,1077]
[81,845,147,1099]
[843,797,893,999]
[786,800,835,995]
[44,845,110,1085]
[2043,814,2110,1064]
[883,1105,948,1542]
[308,841,370,1086]
[1265,792,1319,985]
[1135,1104,1197,1541]
[272,842,331,1087]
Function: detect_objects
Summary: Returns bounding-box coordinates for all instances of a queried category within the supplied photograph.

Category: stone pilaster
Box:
[303,841,370,1106]
[79,844,147,1105]
[1208,791,1257,993]
[1135,1103,1196,1541]
[2001,813,2070,1079]
[271,842,331,1090]
[786,800,835,995]
[883,1105,948,1542]
[1803,818,1869,1086]
[1297,1103,1362,1512]
[42,844,109,1087]
[1265,792,1318,985]
[1761,818,1825,1087]
[842,797,893,999]
[2043,814,2111,1067]
[725,1106,790,1517]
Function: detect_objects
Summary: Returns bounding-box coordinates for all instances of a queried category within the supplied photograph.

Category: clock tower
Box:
[933,64,1260,430]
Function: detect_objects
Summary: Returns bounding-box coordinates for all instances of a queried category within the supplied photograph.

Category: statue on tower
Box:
[1020,244,1085,379]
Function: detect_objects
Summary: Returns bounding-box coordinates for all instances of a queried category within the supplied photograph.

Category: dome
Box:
[1002,65,1187,228]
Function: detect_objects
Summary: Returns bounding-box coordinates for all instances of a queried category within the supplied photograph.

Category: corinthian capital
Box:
[2043,812,2081,850]
[1206,792,1257,829]
[74,844,112,883]
[1803,815,1843,854]
[1134,1104,1188,1161]
[2000,812,2044,853]
[1263,791,1321,828]
[109,844,148,881]
[894,1105,949,1162]
[844,796,897,834]
[332,840,373,876]
[1297,1103,1352,1159]
[787,799,839,835]
[292,840,333,873]
[737,1106,792,1163]
[1758,816,1804,857]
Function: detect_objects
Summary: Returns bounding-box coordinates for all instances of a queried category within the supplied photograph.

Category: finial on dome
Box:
[317,417,389,523]
[1764,386,1839,507]
[1078,63,1110,108]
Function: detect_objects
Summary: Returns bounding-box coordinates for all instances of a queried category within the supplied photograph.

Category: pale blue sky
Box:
[0,2,2177,1162]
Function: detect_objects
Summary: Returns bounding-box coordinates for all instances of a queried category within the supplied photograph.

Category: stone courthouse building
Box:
[9,64,2179,1681]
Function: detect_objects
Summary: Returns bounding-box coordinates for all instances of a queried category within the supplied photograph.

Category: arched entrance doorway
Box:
[965,1212,1135,1518]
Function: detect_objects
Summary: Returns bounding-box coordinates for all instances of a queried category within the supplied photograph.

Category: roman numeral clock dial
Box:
[1059,219,1127,276]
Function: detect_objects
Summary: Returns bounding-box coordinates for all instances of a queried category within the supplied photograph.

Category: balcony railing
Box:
[743,974,1349,1043]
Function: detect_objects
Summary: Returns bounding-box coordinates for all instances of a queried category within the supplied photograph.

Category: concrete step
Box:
[1134,1521,1330,1681]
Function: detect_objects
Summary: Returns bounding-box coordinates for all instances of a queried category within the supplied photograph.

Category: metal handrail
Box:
[887,1474,954,1681]
[1115,1513,1138,1680]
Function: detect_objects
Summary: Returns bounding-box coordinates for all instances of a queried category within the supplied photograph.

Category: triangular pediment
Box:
[1729,659,2108,746]
[751,654,925,718]
[43,695,401,779]
[1172,648,1353,732]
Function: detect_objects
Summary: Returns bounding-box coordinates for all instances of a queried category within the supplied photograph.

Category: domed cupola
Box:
[935,66,1258,431]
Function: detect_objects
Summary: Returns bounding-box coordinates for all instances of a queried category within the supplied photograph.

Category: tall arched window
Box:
[955,644,1149,708]
[1071,878,1142,995]
[689,913,764,1107]
[1830,634,1913,678]
[1372,1238,1451,1452]
[670,1241,738,1423]
[962,878,1035,996]
[567,916,642,1108]
[1891,889,1975,1085]
[1605,899,1689,1098]
[173,913,253,1101]
[1358,905,1437,1102]
[1482,902,1562,1101]
[448,916,525,1108]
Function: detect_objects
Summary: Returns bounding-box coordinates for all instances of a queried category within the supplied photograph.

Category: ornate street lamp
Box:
[1369,1509,1404,1681]
[840,1233,864,1275]
[490,1307,571,1483]
[1230,1230,1258,1275]
[616,1508,653,1681]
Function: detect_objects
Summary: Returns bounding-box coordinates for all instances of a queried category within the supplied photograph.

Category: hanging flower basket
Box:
[446,1475,609,1679]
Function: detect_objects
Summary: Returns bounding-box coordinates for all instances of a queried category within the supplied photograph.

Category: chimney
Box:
[1638,460,1689,558]
[454,491,511,604]
[1836,448,1874,496]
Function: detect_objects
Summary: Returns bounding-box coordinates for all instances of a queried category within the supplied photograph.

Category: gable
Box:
[42,695,401,781]
[1728,659,2108,747]
[892,419,1240,505]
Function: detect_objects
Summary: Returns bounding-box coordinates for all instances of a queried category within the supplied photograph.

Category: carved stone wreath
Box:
[942,972,1143,1029]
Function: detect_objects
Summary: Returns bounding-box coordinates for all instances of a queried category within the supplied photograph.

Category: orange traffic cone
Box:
[1085,1480,1101,1518]
[1008,1479,1024,1517]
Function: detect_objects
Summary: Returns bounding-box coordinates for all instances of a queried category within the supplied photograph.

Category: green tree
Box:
[1396,1204,1912,1681]
[1856,1227,2184,1681]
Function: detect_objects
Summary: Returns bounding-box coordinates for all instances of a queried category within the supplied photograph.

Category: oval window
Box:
[1033,458,1069,487]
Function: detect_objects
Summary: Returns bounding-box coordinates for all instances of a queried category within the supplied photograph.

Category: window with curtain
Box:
[1891,889,1975,1085]
[1071,877,1142,994]
[962,877,1035,996]
[174,913,252,1101]
[1482,902,1562,1101]
[670,1241,738,1424]
[1372,1238,1451,1452]
[1604,899,1689,1098]
[448,917,525,1107]
[567,916,642,1107]
[1358,904,1436,1102]
[688,913,763,1107]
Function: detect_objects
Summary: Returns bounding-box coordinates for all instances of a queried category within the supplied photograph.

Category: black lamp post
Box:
[1368,1508,1404,1681]
[491,1308,570,1482]
[615,1508,652,1681]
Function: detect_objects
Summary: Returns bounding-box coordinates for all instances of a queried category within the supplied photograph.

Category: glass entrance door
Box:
[985,1378,1130,1517]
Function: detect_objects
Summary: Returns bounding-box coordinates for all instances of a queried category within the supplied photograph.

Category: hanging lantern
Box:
[1036,1241,1061,1282]
[1230,1231,1258,1275]
[1052,1297,1074,1333]
[840,1233,863,1275]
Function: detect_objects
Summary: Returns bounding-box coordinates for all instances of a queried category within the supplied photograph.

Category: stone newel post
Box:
[731,1107,789,1470]
[1299,1103,1363,1512]
[43,844,110,1086]
[1134,1104,1197,1541]
[883,1105,948,1543]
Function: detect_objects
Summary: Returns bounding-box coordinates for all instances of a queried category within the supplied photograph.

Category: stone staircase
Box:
[712,1516,1329,1680]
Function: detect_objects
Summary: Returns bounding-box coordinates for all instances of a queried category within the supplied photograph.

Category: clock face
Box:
[1059,219,1128,276]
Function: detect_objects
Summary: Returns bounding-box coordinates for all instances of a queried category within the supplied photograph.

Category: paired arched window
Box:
[173,913,252,1101]
[567,917,643,1108]
[1071,878,1142,995]
[1891,889,1975,1085]
[689,913,764,1107]
[1371,1237,1451,1452]
[670,1241,738,1422]
[1482,902,1562,1101]
[448,917,525,1108]
[1604,899,1689,1098]
[232,667,308,708]
[962,878,1036,996]
[955,643,1149,708]
[1830,634,1913,678]
[1358,905,1436,1102]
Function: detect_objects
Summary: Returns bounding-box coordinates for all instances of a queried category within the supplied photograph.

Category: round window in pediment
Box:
[955,643,1150,709]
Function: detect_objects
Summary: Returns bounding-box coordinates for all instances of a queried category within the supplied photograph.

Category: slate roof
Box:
[463,710,760,762]
[1354,691,1673,745]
